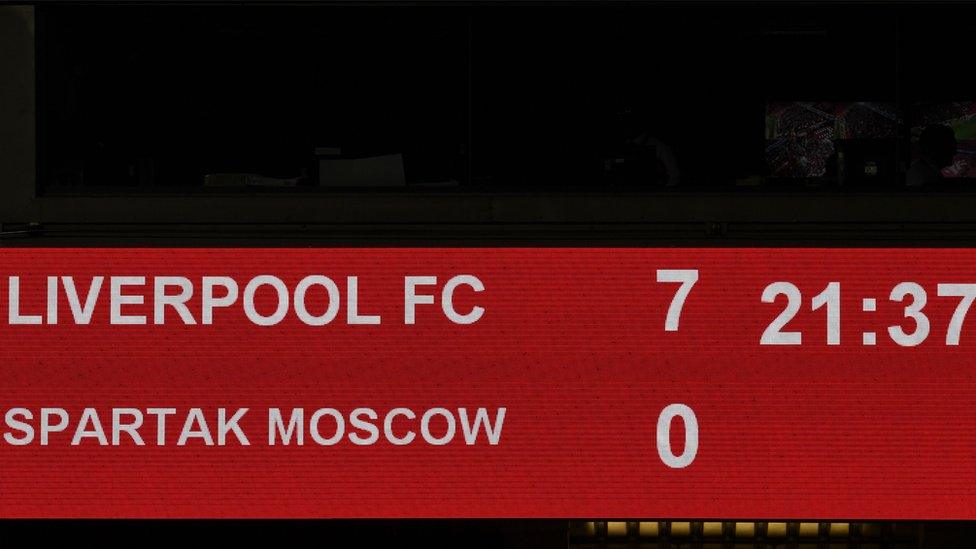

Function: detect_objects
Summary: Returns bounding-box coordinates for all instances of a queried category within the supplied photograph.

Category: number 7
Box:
[938,284,976,345]
[657,269,699,332]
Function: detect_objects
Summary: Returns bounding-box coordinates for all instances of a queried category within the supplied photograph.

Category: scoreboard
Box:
[1,247,975,518]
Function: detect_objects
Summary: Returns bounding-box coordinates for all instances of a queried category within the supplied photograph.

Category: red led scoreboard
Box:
[1,248,975,518]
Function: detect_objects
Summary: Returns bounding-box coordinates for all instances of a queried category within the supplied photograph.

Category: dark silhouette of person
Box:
[907,124,958,187]
[601,106,681,187]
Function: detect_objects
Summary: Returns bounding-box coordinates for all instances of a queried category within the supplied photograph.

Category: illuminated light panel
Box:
[766,522,788,538]
[606,522,627,537]
[734,522,755,538]
[669,522,691,537]
[701,522,723,537]
[798,522,820,537]
[829,522,850,537]
[637,522,659,537]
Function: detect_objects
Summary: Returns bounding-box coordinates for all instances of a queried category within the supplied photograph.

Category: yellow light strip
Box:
[570,521,910,542]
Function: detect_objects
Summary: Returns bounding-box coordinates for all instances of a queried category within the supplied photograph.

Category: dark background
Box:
[3,519,976,548]
[34,2,976,190]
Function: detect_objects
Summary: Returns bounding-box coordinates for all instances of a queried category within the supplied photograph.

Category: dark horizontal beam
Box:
[13,192,976,226]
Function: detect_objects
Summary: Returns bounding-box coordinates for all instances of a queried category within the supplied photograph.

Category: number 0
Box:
[657,404,698,469]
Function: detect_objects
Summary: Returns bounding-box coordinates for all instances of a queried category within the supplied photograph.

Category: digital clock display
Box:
[758,280,975,347]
